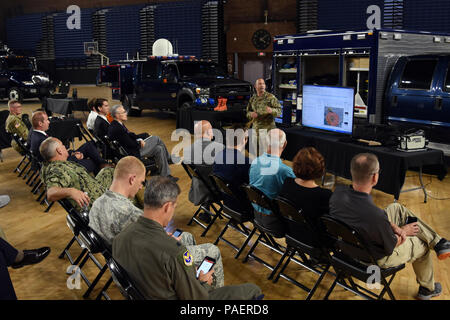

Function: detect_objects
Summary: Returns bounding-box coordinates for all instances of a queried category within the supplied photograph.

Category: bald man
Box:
[246,78,282,155]
[249,128,295,237]
[39,137,114,211]
[183,120,224,209]
[89,156,226,288]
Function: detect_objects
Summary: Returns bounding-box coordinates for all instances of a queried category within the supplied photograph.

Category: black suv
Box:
[0,55,52,102]
[98,56,252,116]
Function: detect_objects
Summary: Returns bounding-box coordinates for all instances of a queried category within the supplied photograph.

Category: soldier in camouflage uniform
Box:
[5,100,30,155]
[246,78,282,156]
[113,176,262,300]
[39,137,113,210]
[89,156,224,288]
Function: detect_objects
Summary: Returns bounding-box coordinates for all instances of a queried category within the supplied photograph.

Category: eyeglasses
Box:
[141,180,147,188]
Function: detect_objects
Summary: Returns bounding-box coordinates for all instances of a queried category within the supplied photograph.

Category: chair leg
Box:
[18,160,31,177]
[83,264,108,299]
[214,220,230,245]
[235,226,257,259]
[44,201,55,213]
[59,237,76,259]
[96,277,113,300]
[273,250,295,283]
[243,232,263,263]
[268,247,290,280]
[324,273,340,300]
[305,263,330,300]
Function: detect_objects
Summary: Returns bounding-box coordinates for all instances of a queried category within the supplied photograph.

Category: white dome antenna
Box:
[152,39,173,56]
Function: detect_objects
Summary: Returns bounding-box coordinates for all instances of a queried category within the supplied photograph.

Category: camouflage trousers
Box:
[181,232,224,289]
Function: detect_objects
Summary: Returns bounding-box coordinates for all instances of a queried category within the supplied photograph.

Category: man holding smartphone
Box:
[90,156,226,288]
[113,176,263,300]
[329,153,450,300]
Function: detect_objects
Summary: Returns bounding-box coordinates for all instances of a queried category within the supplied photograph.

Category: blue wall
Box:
[54,8,94,60]
[105,5,143,61]
[6,13,44,55]
[154,1,203,57]
[404,0,450,34]
[318,0,385,31]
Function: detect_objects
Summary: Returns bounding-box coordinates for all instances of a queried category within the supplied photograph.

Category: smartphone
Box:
[172,229,183,237]
[406,216,418,224]
[196,256,216,278]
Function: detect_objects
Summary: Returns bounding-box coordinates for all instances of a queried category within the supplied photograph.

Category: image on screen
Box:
[301,85,354,135]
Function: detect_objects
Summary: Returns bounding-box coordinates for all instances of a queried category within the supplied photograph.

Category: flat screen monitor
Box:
[301,85,354,135]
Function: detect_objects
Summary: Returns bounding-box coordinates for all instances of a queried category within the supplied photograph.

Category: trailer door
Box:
[389,58,438,124]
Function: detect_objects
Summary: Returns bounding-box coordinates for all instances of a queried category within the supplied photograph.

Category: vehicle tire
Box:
[180,101,192,110]
[8,88,23,102]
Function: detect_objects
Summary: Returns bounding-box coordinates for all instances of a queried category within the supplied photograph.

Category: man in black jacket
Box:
[29,111,108,174]
[93,98,110,138]
[107,105,176,181]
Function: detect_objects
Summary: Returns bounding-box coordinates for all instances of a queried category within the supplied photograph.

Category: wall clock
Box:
[252,29,271,50]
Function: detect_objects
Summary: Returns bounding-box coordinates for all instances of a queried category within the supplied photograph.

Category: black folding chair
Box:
[57,199,111,299]
[11,134,31,175]
[97,258,146,300]
[272,197,332,300]
[182,162,224,237]
[320,216,405,300]
[103,135,157,174]
[242,184,286,280]
[209,174,257,259]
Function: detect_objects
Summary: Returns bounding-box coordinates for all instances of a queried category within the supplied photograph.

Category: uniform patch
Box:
[183,250,193,266]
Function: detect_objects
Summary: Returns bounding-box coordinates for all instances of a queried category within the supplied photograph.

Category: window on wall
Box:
[399,60,437,90]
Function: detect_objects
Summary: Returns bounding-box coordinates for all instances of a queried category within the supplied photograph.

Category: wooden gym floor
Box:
[0,85,449,300]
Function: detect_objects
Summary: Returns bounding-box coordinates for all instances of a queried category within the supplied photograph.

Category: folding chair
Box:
[209,174,257,259]
[272,197,332,300]
[97,258,146,300]
[57,199,111,299]
[242,184,287,280]
[321,216,405,300]
[181,162,224,237]
[11,134,31,175]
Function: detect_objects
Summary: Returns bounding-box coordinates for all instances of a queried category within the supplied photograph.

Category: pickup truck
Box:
[98,56,253,116]
[385,54,450,143]
[0,55,51,102]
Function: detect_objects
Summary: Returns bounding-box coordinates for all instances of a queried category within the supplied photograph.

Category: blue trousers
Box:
[0,237,18,300]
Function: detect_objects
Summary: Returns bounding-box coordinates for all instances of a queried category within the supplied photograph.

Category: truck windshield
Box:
[100,66,119,83]
[177,62,226,78]
[4,57,35,71]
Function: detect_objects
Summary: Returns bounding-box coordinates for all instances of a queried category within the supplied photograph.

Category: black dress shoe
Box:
[11,247,51,269]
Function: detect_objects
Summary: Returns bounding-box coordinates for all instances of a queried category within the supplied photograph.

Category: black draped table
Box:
[281,127,447,201]
[45,98,89,116]
[47,117,83,146]
[176,105,247,134]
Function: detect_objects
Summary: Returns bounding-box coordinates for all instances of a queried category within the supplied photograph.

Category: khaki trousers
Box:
[377,203,441,291]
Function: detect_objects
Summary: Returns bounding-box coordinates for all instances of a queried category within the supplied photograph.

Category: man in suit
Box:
[29,111,108,174]
[93,98,110,139]
[107,104,177,181]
